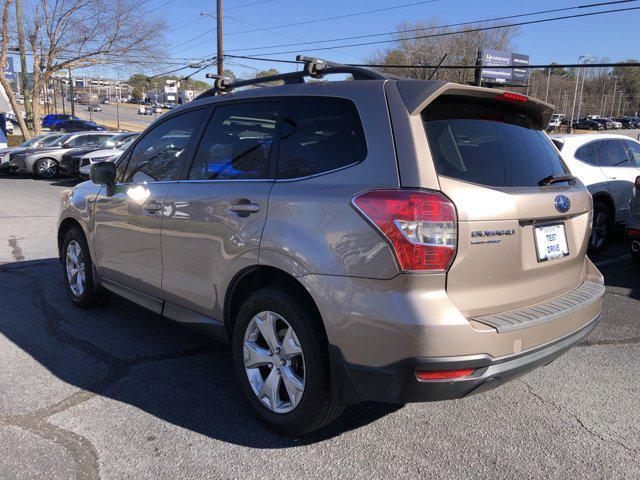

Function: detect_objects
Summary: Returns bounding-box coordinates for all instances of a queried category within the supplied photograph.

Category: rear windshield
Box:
[423,96,568,188]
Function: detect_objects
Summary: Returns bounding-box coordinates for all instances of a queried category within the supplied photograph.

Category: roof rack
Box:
[194,55,388,100]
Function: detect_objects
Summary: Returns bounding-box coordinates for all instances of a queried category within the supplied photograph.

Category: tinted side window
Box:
[624,140,640,167]
[189,102,278,180]
[597,140,630,167]
[124,109,206,183]
[277,97,367,179]
[575,142,598,166]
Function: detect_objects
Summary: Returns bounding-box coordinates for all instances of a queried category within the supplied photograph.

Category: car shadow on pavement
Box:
[0,174,82,188]
[0,259,401,448]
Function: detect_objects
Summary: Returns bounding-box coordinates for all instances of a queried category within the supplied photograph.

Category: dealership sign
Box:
[479,49,530,86]
[3,57,14,80]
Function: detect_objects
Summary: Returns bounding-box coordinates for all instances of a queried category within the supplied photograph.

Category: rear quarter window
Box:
[277,97,367,179]
[423,96,568,188]
[575,142,598,165]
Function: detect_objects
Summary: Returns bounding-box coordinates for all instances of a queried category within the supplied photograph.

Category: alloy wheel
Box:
[66,240,86,298]
[37,159,58,178]
[243,311,305,414]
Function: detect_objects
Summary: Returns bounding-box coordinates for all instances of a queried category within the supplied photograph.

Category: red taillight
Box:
[635,176,640,189]
[416,369,474,381]
[628,228,640,237]
[352,189,457,272]
[498,92,528,103]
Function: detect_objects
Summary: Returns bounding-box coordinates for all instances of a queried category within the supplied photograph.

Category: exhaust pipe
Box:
[632,240,640,253]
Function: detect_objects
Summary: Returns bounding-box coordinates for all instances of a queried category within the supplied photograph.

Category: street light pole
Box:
[617,91,625,116]
[116,81,120,130]
[544,67,551,103]
[217,0,223,76]
[68,67,75,116]
[609,76,618,117]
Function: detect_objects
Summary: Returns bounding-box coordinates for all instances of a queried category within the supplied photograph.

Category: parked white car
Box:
[551,133,640,252]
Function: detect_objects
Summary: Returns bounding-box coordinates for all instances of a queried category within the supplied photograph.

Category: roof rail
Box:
[194,55,388,100]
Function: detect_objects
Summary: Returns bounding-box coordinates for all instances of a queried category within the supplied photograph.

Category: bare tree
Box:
[368,19,520,83]
[20,0,167,134]
[0,0,31,138]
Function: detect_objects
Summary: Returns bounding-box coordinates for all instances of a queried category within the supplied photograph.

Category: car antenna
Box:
[428,53,448,80]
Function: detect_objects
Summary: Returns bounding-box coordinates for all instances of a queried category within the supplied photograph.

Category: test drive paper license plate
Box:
[534,223,569,262]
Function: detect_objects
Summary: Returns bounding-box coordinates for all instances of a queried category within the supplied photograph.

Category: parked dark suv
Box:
[57,57,604,436]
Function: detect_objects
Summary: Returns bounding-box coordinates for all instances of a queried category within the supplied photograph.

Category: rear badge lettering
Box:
[470,229,515,245]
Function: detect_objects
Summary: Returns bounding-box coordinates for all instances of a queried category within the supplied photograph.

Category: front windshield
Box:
[117,136,137,149]
[20,134,48,147]
[48,134,71,146]
[100,134,123,148]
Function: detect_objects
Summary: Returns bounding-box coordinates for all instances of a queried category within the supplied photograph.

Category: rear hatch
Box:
[402,84,592,317]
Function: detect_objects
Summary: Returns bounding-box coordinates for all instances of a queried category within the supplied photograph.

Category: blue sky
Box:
[92,0,640,81]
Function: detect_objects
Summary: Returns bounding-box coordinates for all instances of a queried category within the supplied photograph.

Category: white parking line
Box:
[594,254,631,267]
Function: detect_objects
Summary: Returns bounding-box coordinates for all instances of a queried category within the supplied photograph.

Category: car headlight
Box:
[88,155,116,164]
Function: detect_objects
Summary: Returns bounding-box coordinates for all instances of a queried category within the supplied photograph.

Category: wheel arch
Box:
[57,217,84,261]
[224,265,328,344]
[592,192,616,223]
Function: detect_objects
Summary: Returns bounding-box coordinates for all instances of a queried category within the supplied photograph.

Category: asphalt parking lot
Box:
[0,176,638,480]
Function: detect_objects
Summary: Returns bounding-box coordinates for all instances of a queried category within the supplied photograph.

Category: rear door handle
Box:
[229,201,261,216]
[143,201,163,213]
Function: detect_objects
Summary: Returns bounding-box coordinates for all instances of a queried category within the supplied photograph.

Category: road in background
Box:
[74,103,154,132]
[0,176,638,479]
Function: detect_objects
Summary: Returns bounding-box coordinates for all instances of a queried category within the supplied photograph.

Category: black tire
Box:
[589,201,612,254]
[232,288,343,437]
[33,158,59,179]
[61,227,109,309]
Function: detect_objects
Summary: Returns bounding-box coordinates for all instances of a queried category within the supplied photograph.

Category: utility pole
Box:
[217,0,223,76]
[599,81,606,116]
[14,0,32,132]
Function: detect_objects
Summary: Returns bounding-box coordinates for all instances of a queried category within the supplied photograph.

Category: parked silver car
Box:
[57,58,604,436]
[10,131,113,178]
[1,133,63,171]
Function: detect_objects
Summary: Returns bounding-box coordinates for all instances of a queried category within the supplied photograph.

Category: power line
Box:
[226,0,276,10]
[224,0,640,53]
[224,55,640,70]
[148,0,178,14]
[232,4,640,57]
[170,0,438,52]
[225,0,439,36]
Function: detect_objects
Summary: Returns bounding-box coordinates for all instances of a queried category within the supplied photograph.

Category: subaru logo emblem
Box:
[554,195,571,213]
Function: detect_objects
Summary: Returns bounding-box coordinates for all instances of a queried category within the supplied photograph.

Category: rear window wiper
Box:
[538,173,576,186]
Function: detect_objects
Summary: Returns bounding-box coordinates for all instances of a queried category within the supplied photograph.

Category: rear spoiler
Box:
[395,80,555,130]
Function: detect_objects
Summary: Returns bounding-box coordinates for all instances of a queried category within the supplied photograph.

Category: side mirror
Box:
[90,161,116,187]
[635,176,640,190]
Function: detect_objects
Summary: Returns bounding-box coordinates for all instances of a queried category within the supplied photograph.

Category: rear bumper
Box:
[329,312,602,405]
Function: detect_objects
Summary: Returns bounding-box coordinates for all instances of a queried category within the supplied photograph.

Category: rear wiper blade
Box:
[538,174,576,186]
